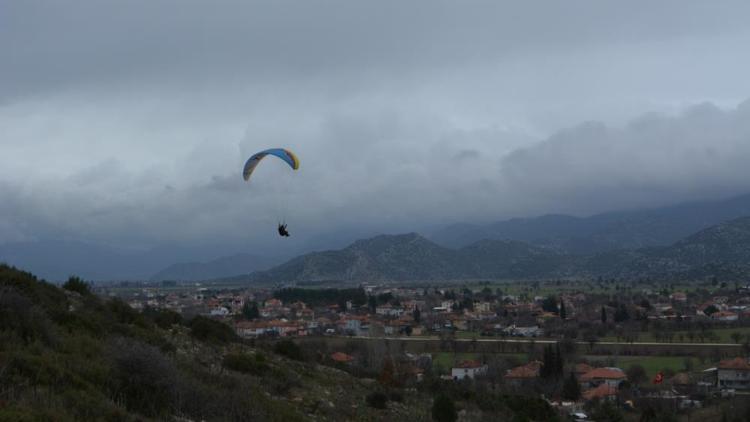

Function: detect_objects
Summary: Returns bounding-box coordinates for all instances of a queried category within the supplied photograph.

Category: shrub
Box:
[389,391,403,403]
[188,316,237,344]
[366,392,388,409]
[223,353,269,376]
[273,340,304,361]
[142,307,183,329]
[62,276,91,296]
[432,394,457,422]
[109,338,179,417]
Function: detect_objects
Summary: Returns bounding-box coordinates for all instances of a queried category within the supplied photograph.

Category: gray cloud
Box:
[3,1,750,276]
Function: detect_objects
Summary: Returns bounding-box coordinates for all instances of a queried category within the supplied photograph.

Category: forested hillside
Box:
[0,265,428,421]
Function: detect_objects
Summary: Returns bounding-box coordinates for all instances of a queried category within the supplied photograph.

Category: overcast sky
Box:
[3,0,750,258]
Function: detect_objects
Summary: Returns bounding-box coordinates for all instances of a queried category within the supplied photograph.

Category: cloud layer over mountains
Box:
[2,1,750,266]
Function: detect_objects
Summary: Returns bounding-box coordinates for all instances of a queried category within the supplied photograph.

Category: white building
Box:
[451,360,488,380]
[718,358,750,389]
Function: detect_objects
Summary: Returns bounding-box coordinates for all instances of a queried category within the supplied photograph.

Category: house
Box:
[505,325,543,337]
[376,304,405,317]
[474,301,492,313]
[451,360,488,380]
[504,361,542,385]
[718,357,750,389]
[580,367,627,388]
[575,363,594,377]
[670,292,688,303]
[210,306,229,316]
[582,383,618,402]
[712,311,738,322]
[235,320,270,338]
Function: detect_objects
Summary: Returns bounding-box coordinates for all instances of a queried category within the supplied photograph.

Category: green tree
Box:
[560,300,567,320]
[242,301,259,320]
[614,304,630,322]
[590,401,624,422]
[432,394,457,422]
[366,392,388,409]
[368,295,377,313]
[189,316,237,344]
[62,275,91,296]
[704,305,719,316]
[542,295,559,313]
[274,339,304,361]
[540,344,562,378]
[562,372,581,401]
[731,331,742,344]
[626,364,647,385]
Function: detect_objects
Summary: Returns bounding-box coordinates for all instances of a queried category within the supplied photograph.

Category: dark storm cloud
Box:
[499,100,750,215]
[2,0,750,262]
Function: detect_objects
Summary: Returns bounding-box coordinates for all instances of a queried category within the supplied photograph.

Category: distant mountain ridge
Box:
[151,253,281,281]
[244,216,750,283]
[430,193,750,253]
[247,233,573,283]
[590,216,750,279]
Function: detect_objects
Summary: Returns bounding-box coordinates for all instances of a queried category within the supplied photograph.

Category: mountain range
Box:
[6,192,750,282]
[244,216,750,283]
[429,192,750,253]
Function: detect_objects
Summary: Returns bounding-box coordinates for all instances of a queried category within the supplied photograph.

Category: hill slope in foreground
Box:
[0,264,430,421]
[0,264,563,421]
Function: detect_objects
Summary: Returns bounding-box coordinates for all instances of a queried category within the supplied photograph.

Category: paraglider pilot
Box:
[278,223,290,237]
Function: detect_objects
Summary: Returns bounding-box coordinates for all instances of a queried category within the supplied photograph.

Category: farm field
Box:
[432,352,715,381]
[600,326,750,344]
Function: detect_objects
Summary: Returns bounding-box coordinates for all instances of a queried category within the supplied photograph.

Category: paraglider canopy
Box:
[242,148,299,181]
[242,148,299,238]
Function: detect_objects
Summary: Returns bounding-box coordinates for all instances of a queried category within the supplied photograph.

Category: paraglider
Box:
[243,148,299,181]
[242,148,299,237]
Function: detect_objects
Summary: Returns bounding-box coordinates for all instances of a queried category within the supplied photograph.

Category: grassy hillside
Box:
[0,264,431,421]
[0,264,565,421]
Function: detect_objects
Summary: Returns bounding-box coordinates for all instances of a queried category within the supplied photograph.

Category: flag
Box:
[653,371,664,384]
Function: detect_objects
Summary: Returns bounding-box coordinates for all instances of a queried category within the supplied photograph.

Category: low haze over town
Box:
[4,1,750,421]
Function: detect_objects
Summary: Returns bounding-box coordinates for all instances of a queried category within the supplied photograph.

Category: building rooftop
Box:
[504,361,542,379]
[582,384,618,401]
[719,357,750,370]
[580,367,626,381]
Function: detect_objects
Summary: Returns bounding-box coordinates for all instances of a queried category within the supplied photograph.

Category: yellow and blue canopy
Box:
[242,148,299,181]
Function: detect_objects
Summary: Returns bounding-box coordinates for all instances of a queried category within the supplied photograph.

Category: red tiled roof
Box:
[505,361,541,379]
[719,357,750,370]
[455,360,484,369]
[580,367,626,381]
[712,311,737,318]
[330,352,354,363]
[575,363,594,375]
[582,384,618,400]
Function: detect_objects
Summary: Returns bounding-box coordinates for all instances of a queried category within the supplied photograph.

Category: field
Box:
[432,351,713,381]
[600,326,750,344]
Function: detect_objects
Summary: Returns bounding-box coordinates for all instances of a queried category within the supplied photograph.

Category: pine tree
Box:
[555,342,564,377]
[560,300,567,320]
[432,394,457,422]
[540,346,550,378]
[242,301,259,320]
[413,306,421,323]
[601,306,607,324]
[562,372,581,401]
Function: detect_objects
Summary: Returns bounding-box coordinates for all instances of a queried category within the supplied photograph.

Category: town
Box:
[100,277,750,421]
